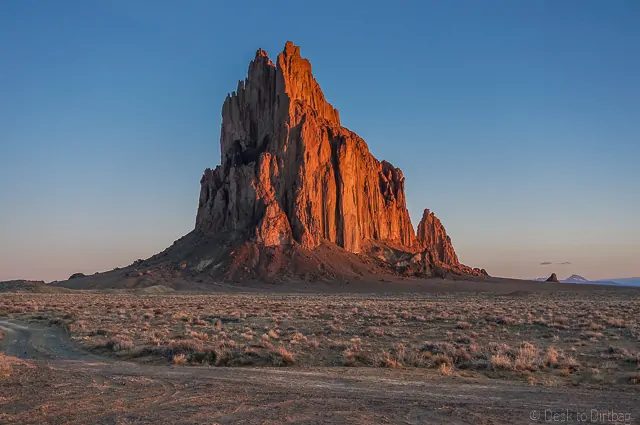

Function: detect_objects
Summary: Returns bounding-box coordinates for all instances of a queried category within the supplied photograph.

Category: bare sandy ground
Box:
[1,319,638,425]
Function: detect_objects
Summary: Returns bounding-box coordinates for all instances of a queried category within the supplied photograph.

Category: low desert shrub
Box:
[430,354,453,368]
[456,321,473,330]
[105,336,134,352]
[377,351,402,368]
[169,339,202,354]
[270,346,295,366]
[190,349,218,365]
[514,342,539,371]
[439,362,453,376]
[490,354,512,370]
[172,353,187,365]
[559,354,580,371]
[606,318,626,328]
[545,347,559,367]
[495,316,516,326]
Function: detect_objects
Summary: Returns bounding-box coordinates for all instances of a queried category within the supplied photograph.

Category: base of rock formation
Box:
[133,229,486,284]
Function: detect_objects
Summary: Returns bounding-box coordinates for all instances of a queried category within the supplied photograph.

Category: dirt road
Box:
[0,319,637,424]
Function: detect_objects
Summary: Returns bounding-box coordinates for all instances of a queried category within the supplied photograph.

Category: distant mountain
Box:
[532,275,638,287]
[564,274,589,283]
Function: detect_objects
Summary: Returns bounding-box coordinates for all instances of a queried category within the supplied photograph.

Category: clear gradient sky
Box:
[1,0,639,282]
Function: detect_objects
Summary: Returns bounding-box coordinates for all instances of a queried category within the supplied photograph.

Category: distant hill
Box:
[0,279,44,290]
[0,279,74,293]
[533,275,640,287]
[564,274,589,283]
[606,277,640,287]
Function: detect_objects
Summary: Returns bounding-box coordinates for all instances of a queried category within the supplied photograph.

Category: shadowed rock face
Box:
[546,273,560,283]
[195,41,485,277]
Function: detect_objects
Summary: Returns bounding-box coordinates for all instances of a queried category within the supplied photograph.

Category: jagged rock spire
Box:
[197,42,415,253]
[194,42,485,277]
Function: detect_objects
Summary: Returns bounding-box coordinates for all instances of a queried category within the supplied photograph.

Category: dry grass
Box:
[490,354,512,370]
[1,291,639,385]
[439,362,453,376]
[172,353,187,365]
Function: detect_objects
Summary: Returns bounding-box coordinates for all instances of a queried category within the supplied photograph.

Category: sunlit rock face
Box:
[195,41,486,277]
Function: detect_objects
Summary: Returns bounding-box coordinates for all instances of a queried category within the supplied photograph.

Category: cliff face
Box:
[195,41,485,278]
[196,42,415,254]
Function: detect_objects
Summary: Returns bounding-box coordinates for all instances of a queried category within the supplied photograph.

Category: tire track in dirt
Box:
[0,320,183,424]
[0,319,106,362]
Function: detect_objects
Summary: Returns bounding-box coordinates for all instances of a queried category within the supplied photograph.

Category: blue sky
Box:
[1,0,638,281]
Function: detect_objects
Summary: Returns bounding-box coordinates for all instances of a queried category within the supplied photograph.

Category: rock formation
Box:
[546,273,560,283]
[416,209,460,266]
[188,42,485,279]
[415,209,486,276]
[196,42,415,254]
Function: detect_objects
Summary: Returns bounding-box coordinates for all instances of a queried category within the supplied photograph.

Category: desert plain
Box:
[1,280,639,424]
